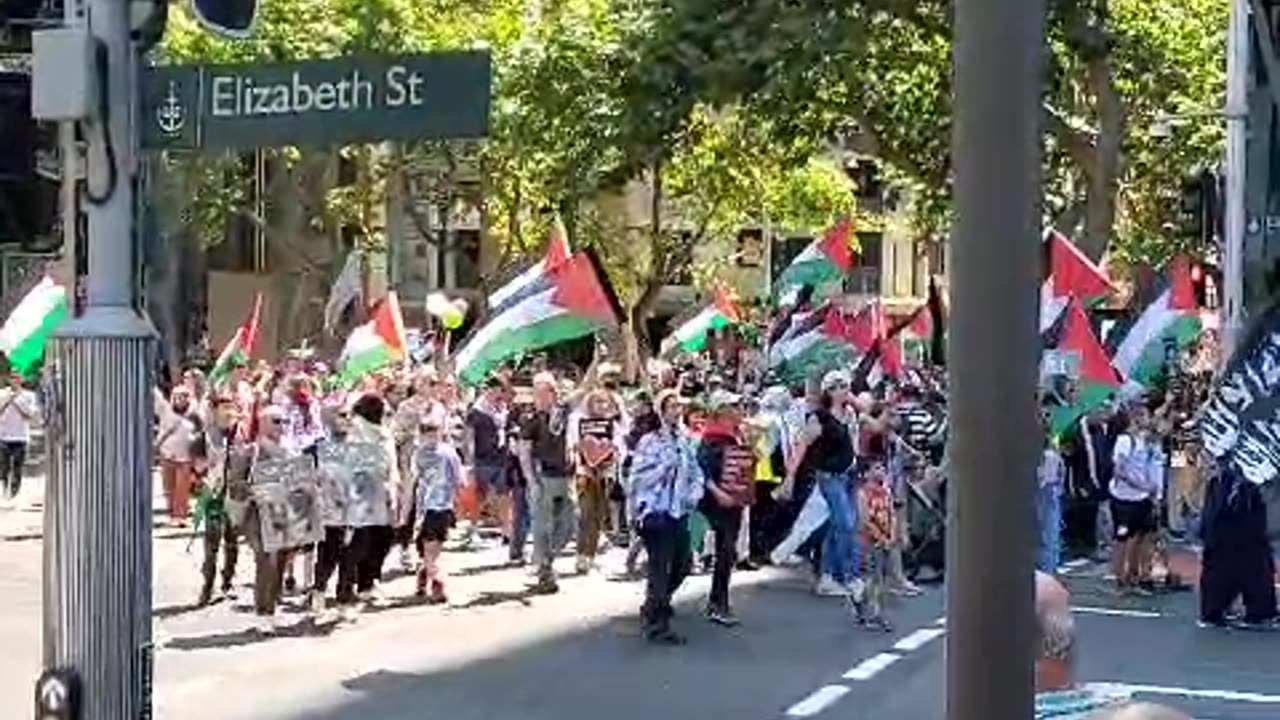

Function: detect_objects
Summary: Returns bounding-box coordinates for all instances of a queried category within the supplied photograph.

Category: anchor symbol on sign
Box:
[156,82,185,136]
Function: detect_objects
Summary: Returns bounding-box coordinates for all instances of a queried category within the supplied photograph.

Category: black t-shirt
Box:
[806,408,855,474]
[519,405,572,478]
[465,407,504,464]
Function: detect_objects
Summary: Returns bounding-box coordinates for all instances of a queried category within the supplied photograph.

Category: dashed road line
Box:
[892,627,946,652]
[843,652,902,680]
[784,685,851,717]
[1070,606,1163,619]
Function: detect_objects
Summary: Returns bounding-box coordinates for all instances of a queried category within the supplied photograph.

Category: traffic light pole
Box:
[41,0,157,715]
[1222,0,1249,359]
[947,0,1044,719]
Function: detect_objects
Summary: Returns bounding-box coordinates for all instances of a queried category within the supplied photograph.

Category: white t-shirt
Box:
[0,388,38,443]
[1109,433,1158,502]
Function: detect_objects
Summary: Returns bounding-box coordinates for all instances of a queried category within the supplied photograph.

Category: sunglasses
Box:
[266,417,285,426]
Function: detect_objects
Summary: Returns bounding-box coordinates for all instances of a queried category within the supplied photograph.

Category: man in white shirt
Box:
[0,373,38,498]
[1109,404,1161,593]
[156,386,200,524]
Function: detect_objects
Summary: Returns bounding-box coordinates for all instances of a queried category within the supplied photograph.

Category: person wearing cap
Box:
[0,372,37,499]
[516,371,576,594]
[630,389,704,644]
[695,389,754,626]
[780,369,862,599]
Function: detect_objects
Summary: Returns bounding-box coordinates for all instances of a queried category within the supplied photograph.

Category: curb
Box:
[2,527,201,543]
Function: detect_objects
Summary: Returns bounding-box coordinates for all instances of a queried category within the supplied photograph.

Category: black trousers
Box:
[200,513,239,596]
[749,482,786,560]
[703,504,742,611]
[0,440,25,496]
[352,525,395,594]
[314,527,359,604]
[1201,538,1277,623]
[1062,497,1100,558]
[639,514,691,632]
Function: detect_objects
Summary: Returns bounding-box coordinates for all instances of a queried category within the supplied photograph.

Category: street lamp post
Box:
[948,0,1045,719]
[1223,0,1249,359]
[40,0,157,715]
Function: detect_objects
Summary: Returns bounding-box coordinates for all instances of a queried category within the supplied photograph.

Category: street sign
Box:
[140,51,491,150]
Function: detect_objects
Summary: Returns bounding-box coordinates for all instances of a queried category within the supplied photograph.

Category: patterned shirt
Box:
[413,442,463,515]
[629,425,704,522]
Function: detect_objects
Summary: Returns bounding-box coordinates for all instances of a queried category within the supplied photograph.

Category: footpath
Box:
[0,471,197,542]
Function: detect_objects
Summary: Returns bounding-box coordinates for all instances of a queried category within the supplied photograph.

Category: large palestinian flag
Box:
[1040,230,1112,332]
[1109,256,1201,391]
[1043,298,1122,436]
[337,292,408,384]
[774,216,855,300]
[661,287,740,355]
[768,301,876,380]
[489,220,571,316]
[455,249,620,386]
[0,276,67,378]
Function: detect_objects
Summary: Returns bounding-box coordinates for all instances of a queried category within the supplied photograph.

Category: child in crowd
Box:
[857,446,896,632]
[412,417,464,604]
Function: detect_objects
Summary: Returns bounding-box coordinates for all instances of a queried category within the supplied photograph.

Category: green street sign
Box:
[141,51,491,150]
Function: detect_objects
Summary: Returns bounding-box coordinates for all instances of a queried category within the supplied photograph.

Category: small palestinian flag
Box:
[1109,256,1201,390]
[455,250,621,386]
[1040,230,1112,332]
[774,216,855,300]
[209,292,262,386]
[337,292,408,384]
[661,287,741,355]
[1042,298,1121,436]
[0,277,66,378]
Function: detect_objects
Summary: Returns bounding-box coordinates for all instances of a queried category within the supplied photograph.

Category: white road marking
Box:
[1085,682,1280,704]
[843,652,902,680]
[892,627,946,652]
[1070,606,1163,619]
[785,685,851,717]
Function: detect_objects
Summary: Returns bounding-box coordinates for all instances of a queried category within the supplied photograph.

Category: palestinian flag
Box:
[661,287,740,355]
[901,304,934,365]
[768,301,876,381]
[209,292,262,386]
[1110,256,1201,390]
[1043,298,1122,436]
[455,250,621,386]
[774,216,855,299]
[0,276,67,377]
[489,219,571,316]
[1040,230,1112,332]
[337,292,408,384]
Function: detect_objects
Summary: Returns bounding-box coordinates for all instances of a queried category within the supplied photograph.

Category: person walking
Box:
[156,385,201,524]
[630,390,704,644]
[1198,455,1278,629]
[517,372,576,595]
[0,372,37,499]
[572,389,624,574]
[411,416,464,604]
[1037,417,1066,574]
[194,392,247,606]
[696,390,754,626]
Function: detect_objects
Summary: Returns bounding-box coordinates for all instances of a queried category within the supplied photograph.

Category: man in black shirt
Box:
[465,378,512,543]
[517,372,575,594]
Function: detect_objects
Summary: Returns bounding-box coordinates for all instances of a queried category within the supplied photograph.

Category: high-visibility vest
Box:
[755,436,780,483]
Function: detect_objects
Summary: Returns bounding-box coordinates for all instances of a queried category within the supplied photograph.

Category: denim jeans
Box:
[1036,483,1063,573]
[817,471,858,583]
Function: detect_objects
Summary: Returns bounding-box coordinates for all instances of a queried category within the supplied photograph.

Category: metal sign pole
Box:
[1222,0,1249,360]
[42,0,157,714]
[947,0,1045,718]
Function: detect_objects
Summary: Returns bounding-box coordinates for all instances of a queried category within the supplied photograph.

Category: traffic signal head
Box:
[190,0,256,38]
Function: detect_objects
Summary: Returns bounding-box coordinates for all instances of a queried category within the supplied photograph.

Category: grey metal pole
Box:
[1222,0,1249,359]
[42,0,157,713]
[946,0,1045,719]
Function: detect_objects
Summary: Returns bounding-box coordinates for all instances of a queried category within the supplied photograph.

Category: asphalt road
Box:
[2,533,1278,720]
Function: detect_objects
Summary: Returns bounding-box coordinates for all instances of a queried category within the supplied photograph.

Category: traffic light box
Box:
[1178,169,1219,248]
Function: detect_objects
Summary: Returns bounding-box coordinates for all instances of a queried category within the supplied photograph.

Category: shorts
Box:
[417,510,456,544]
[473,462,509,495]
[1109,497,1155,541]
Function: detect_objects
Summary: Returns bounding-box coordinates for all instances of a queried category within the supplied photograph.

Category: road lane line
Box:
[1070,606,1163,618]
[785,685,850,717]
[843,652,902,680]
[892,627,945,652]
[1085,682,1280,704]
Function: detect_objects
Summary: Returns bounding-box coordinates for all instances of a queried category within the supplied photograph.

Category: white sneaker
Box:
[307,589,325,615]
[815,575,850,597]
[846,577,867,603]
[398,548,416,573]
[256,616,277,635]
[575,556,592,574]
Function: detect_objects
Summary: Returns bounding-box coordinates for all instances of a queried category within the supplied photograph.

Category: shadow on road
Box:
[165,616,339,651]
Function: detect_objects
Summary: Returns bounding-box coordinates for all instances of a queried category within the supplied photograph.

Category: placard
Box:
[316,442,391,527]
[248,455,323,552]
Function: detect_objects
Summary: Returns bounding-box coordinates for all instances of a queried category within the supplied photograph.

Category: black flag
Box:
[926,278,946,366]
[190,0,257,37]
